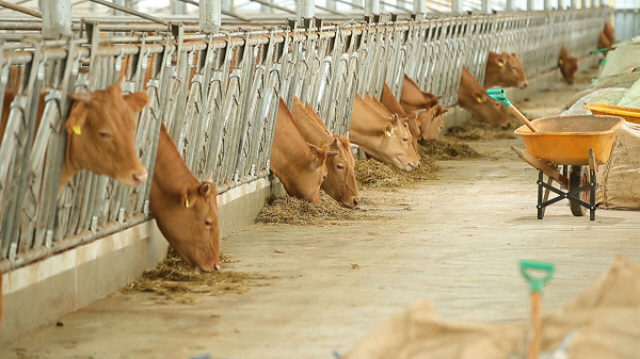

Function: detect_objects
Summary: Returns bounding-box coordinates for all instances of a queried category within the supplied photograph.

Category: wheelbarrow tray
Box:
[514,115,625,166]
[585,102,640,124]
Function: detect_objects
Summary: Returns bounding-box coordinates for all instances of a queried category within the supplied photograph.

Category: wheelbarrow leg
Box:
[588,148,597,221]
[537,171,554,220]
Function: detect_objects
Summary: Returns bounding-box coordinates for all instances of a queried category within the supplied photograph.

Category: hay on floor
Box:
[355,157,439,188]
[446,117,516,141]
[418,138,482,161]
[255,193,375,225]
[121,248,270,299]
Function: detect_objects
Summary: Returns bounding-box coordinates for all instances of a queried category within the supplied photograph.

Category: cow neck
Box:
[152,124,200,196]
[291,104,332,147]
[381,85,406,116]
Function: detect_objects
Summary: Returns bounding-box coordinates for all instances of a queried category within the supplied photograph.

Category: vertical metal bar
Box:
[114,0,125,16]
[570,0,577,9]
[451,0,463,14]
[41,0,72,39]
[365,0,380,15]
[506,0,516,11]
[544,0,552,10]
[482,0,491,13]
[298,0,315,19]
[172,0,188,15]
[527,0,535,10]
[414,0,427,15]
[200,0,221,34]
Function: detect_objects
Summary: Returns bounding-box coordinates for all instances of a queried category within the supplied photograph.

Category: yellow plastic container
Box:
[514,115,625,166]
[585,102,640,124]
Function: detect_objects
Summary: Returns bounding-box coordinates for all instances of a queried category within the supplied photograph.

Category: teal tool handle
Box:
[521,260,555,293]
[590,48,608,54]
[486,88,511,107]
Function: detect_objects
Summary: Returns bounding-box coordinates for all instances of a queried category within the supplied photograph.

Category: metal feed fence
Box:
[0,9,610,273]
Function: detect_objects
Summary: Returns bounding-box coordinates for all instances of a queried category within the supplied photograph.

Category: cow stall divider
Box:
[0,8,610,301]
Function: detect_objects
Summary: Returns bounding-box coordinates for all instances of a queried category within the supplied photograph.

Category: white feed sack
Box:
[617,78,640,108]
[598,44,640,79]
[559,87,627,116]
[597,122,640,209]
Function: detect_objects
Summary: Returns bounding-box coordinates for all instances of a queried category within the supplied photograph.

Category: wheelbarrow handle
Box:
[521,260,555,293]
[487,88,512,107]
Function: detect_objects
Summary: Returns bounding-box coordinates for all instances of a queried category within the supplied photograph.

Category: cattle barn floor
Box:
[3,68,640,359]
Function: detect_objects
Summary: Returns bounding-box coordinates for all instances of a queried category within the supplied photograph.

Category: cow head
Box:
[320,136,360,208]
[152,181,220,272]
[558,46,578,85]
[379,114,419,172]
[459,67,510,128]
[400,74,438,113]
[485,51,529,89]
[419,105,448,140]
[63,76,149,192]
[289,143,332,204]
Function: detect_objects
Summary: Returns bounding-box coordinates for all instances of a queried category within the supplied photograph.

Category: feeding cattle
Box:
[384,80,446,141]
[0,76,150,195]
[558,46,579,84]
[149,122,220,272]
[350,94,419,172]
[483,51,529,89]
[290,97,360,208]
[270,98,333,204]
[458,66,510,129]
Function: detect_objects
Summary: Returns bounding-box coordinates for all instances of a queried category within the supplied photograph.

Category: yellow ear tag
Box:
[385,130,392,137]
[184,197,190,208]
[72,125,82,135]
[315,157,318,162]
[558,59,564,65]
[476,97,483,103]
[498,61,504,67]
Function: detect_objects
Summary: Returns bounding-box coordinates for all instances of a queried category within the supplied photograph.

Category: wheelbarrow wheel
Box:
[569,165,587,216]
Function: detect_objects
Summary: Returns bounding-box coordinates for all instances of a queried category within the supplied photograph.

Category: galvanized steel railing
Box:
[0,9,611,272]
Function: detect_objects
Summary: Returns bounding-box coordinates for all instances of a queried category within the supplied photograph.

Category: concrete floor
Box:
[1,68,639,359]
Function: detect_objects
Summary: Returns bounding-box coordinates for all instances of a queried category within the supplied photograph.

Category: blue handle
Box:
[487,88,511,107]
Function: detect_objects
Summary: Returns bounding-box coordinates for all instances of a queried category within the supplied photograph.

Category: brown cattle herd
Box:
[1,19,610,324]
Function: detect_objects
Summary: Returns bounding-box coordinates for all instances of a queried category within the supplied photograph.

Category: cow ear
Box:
[116,75,126,90]
[308,143,323,160]
[383,123,393,137]
[123,92,150,113]
[473,91,485,103]
[181,192,190,208]
[65,102,88,135]
[199,182,212,196]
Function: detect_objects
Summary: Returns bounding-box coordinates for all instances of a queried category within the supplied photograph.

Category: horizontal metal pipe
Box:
[0,0,42,18]
[86,0,171,25]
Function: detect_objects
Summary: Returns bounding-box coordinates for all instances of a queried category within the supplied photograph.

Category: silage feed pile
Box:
[255,193,376,225]
[121,248,271,301]
[446,117,516,141]
[355,157,439,188]
[418,139,482,160]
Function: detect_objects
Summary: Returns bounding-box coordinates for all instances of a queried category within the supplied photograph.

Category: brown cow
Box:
[376,87,422,155]
[484,51,529,89]
[350,94,419,172]
[0,77,149,195]
[290,97,360,208]
[458,66,510,128]
[271,98,333,204]
[150,122,220,272]
[558,46,579,85]
[384,81,447,141]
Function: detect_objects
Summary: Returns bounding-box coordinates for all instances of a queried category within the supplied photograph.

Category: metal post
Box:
[297,0,314,19]
[114,0,125,16]
[591,0,598,8]
[451,0,463,14]
[414,0,427,14]
[570,0,577,8]
[200,0,221,33]
[42,0,71,38]
[506,0,516,11]
[544,0,552,10]
[172,0,188,15]
[527,0,535,10]
[365,0,381,15]
[481,0,492,13]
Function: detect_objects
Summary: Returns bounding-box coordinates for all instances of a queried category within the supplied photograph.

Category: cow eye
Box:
[99,130,111,139]
[337,163,344,170]
[205,219,213,227]
[402,137,409,142]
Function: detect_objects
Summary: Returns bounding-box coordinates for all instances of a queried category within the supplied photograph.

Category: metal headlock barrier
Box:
[0,8,611,273]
